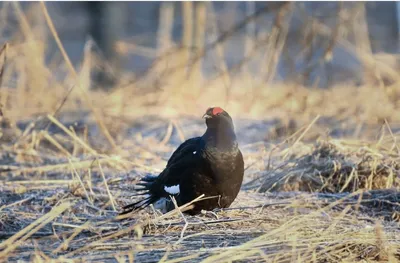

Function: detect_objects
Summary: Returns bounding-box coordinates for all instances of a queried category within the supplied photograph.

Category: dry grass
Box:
[0,2,400,263]
[257,139,400,193]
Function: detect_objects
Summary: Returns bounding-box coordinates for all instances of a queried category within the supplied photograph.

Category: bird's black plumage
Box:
[121,107,244,215]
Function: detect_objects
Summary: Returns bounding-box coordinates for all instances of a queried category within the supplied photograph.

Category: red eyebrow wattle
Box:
[212,107,224,115]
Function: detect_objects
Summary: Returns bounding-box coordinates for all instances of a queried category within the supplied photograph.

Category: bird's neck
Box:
[204,126,237,151]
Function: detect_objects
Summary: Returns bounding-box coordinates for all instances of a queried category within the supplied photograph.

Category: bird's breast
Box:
[203,147,243,181]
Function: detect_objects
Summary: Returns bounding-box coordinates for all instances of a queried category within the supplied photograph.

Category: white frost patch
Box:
[164,184,180,195]
[193,151,197,154]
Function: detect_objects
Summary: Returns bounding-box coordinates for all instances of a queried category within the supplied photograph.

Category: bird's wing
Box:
[166,137,203,168]
[158,137,204,188]
[120,137,204,214]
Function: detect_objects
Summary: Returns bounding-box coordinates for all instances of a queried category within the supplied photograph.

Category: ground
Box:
[1,111,400,262]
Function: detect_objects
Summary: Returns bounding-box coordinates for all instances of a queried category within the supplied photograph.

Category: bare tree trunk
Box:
[244,1,256,73]
[182,1,193,73]
[193,2,206,79]
[157,2,174,54]
[88,2,124,90]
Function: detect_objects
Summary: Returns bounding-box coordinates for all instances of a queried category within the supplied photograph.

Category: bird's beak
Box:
[202,113,212,119]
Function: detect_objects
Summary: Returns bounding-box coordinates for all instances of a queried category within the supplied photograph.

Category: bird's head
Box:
[202,107,234,130]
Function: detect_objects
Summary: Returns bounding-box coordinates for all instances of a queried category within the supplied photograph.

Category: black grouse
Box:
[121,107,244,215]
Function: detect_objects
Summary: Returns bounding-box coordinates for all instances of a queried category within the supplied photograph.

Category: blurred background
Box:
[57,1,400,88]
[2,2,400,86]
[1,1,400,145]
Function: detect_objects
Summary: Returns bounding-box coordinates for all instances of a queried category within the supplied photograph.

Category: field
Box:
[1,2,400,262]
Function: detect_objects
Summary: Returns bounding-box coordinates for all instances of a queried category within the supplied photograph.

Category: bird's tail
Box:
[120,175,158,215]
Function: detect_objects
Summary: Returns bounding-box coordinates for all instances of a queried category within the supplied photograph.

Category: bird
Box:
[121,107,244,215]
